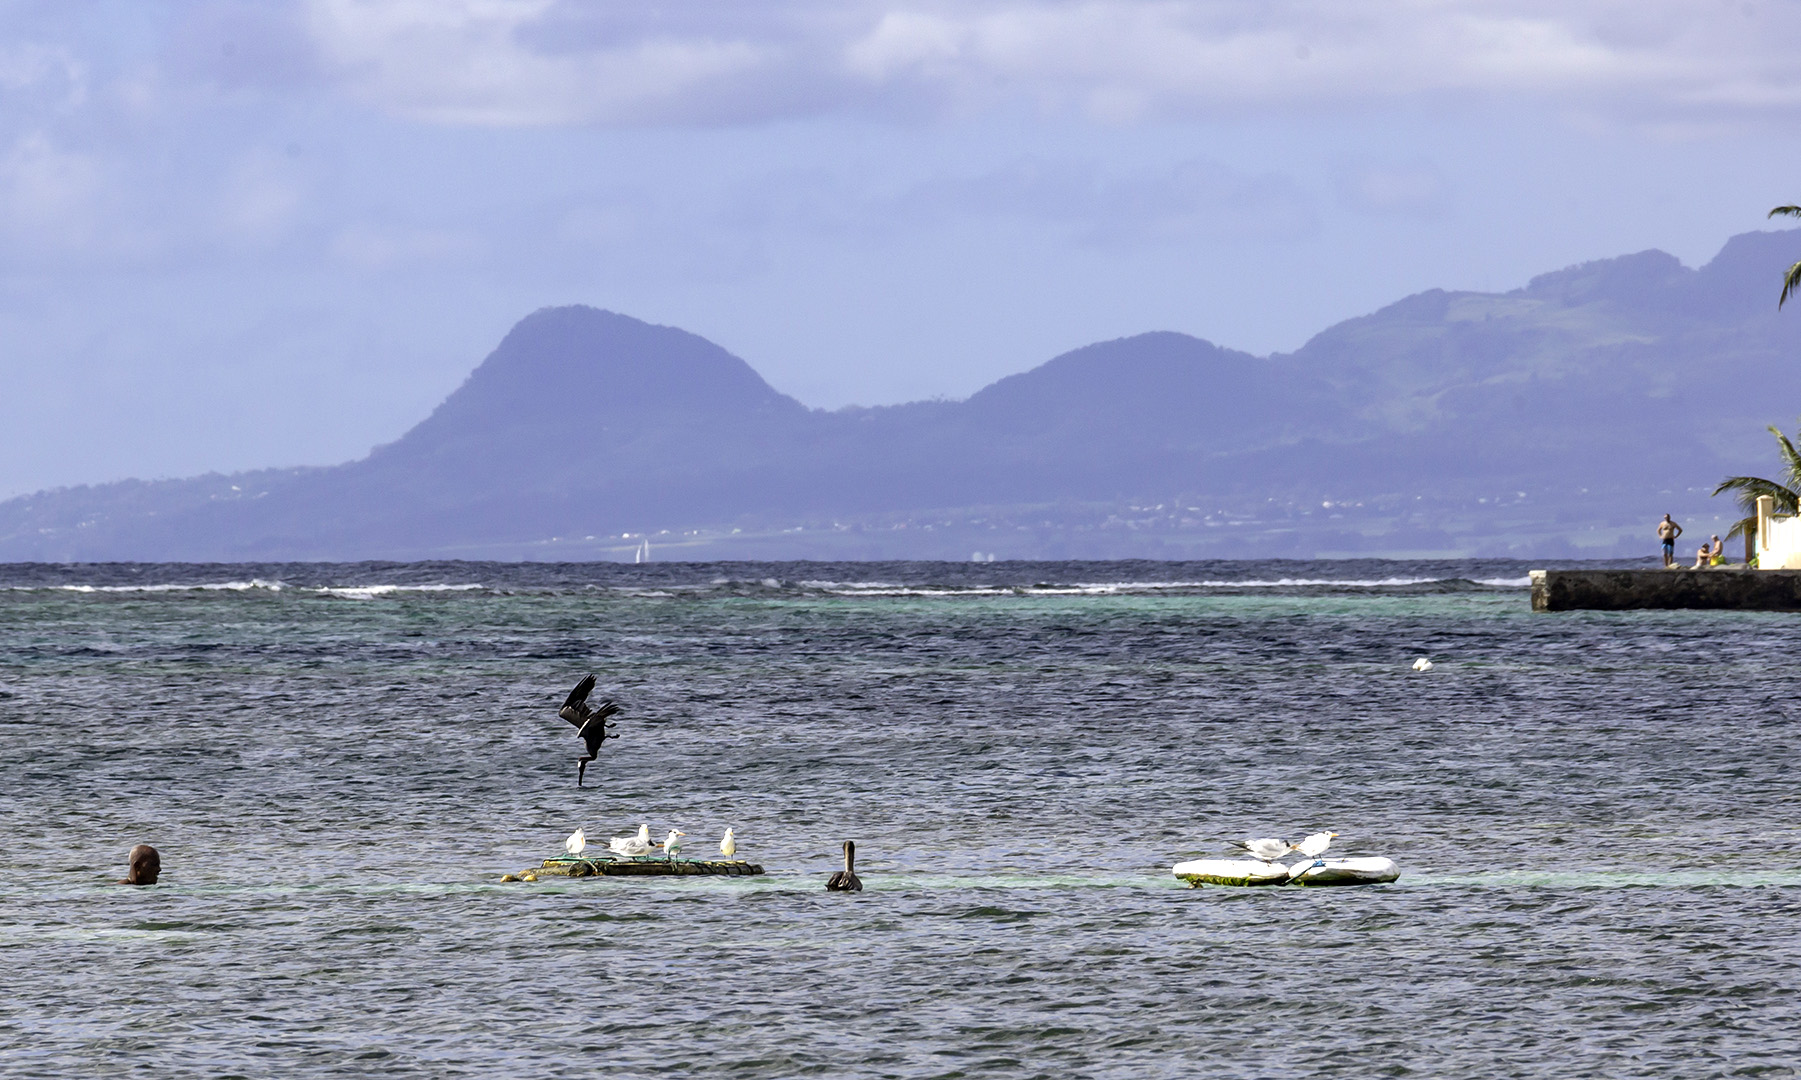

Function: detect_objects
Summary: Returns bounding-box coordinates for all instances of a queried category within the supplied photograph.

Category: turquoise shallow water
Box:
[3,559,1799,1077]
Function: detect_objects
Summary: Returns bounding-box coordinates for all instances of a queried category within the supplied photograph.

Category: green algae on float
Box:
[510,855,766,880]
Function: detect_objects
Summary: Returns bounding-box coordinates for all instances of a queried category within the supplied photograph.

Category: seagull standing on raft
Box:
[663,829,686,863]
[565,828,587,857]
[826,840,863,892]
[1287,831,1341,880]
[557,674,622,787]
[608,823,653,857]
[1229,837,1295,863]
[720,828,737,859]
[1294,831,1338,859]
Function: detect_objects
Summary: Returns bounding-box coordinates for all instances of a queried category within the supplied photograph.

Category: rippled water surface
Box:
[4,559,1800,1078]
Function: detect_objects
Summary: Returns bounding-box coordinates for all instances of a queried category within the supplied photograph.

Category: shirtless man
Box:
[1657,514,1683,567]
[118,844,159,886]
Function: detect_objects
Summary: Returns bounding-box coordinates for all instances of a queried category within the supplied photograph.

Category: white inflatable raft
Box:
[1172,857,1399,888]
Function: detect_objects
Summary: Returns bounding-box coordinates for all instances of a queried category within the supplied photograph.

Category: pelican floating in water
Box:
[557,674,622,787]
[662,829,686,862]
[608,823,653,857]
[1412,657,1433,672]
[565,828,587,857]
[826,840,862,892]
[720,828,737,859]
[1228,837,1295,863]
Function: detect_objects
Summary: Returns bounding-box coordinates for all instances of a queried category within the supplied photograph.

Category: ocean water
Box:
[3,558,1799,1078]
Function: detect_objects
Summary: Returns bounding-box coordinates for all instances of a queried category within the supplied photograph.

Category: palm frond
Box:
[1771,206,1801,218]
[1781,260,1801,309]
[1725,516,1756,542]
[1769,424,1801,489]
[1711,474,1790,499]
[1711,475,1800,520]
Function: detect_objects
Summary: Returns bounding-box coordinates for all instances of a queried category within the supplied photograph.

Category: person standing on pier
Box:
[1657,514,1683,567]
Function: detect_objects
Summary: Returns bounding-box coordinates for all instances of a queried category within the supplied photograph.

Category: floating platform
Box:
[1531,568,1801,612]
[522,855,764,879]
[1172,857,1400,888]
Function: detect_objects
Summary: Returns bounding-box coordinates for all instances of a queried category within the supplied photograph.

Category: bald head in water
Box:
[119,844,160,886]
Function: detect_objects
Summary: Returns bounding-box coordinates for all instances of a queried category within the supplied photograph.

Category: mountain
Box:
[5,229,1800,561]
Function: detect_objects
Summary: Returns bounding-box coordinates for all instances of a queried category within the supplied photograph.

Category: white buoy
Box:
[720,828,737,858]
[1412,657,1433,671]
[565,828,586,857]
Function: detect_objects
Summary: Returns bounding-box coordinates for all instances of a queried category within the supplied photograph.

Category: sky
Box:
[3,0,1801,499]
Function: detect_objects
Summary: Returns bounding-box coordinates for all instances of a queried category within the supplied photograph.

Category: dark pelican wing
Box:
[561,674,597,724]
[557,674,622,787]
[578,699,622,756]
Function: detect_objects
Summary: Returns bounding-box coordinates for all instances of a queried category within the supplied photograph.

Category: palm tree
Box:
[1714,423,1801,561]
[1770,205,1801,307]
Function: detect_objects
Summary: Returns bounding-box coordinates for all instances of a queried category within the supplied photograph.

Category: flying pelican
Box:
[565,828,587,858]
[1228,837,1295,863]
[826,840,862,892]
[1412,657,1433,671]
[608,823,653,857]
[557,674,622,787]
[720,828,737,859]
[663,829,686,863]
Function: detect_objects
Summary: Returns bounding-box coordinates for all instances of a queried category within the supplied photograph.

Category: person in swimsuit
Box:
[1657,514,1683,567]
[1709,535,1726,566]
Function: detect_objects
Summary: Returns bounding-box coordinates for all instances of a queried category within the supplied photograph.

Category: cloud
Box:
[303,0,799,125]
[218,151,307,243]
[0,41,87,114]
[0,132,102,250]
[1334,160,1450,217]
[329,223,481,268]
[289,0,1801,128]
[168,1,326,93]
[887,157,1316,243]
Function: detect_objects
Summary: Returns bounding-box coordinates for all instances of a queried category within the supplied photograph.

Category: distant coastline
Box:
[7,231,1799,561]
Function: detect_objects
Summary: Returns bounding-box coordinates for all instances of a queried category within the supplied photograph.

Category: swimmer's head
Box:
[122,844,160,885]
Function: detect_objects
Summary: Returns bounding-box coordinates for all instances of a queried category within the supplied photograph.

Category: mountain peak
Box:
[370,305,805,466]
[436,305,801,422]
[1519,248,1688,306]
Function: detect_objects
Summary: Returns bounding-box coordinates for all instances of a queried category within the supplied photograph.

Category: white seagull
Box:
[720,828,737,859]
[1294,831,1338,858]
[1412,657,1433,671]
[1285,832,1340,881]
[663,829,686,862]
[565,828,587,857]
[1229,837,1295,863]
[608,823,654,857]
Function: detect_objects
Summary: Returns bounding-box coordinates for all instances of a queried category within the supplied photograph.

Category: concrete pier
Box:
[1531,568,1801,612]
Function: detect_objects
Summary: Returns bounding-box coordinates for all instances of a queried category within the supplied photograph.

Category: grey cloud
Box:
[299,0,1801,129]
[11,2,1801,134]
[166,2,325,93]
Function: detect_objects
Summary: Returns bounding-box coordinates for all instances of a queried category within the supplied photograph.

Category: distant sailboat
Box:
[634,538,650,563]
